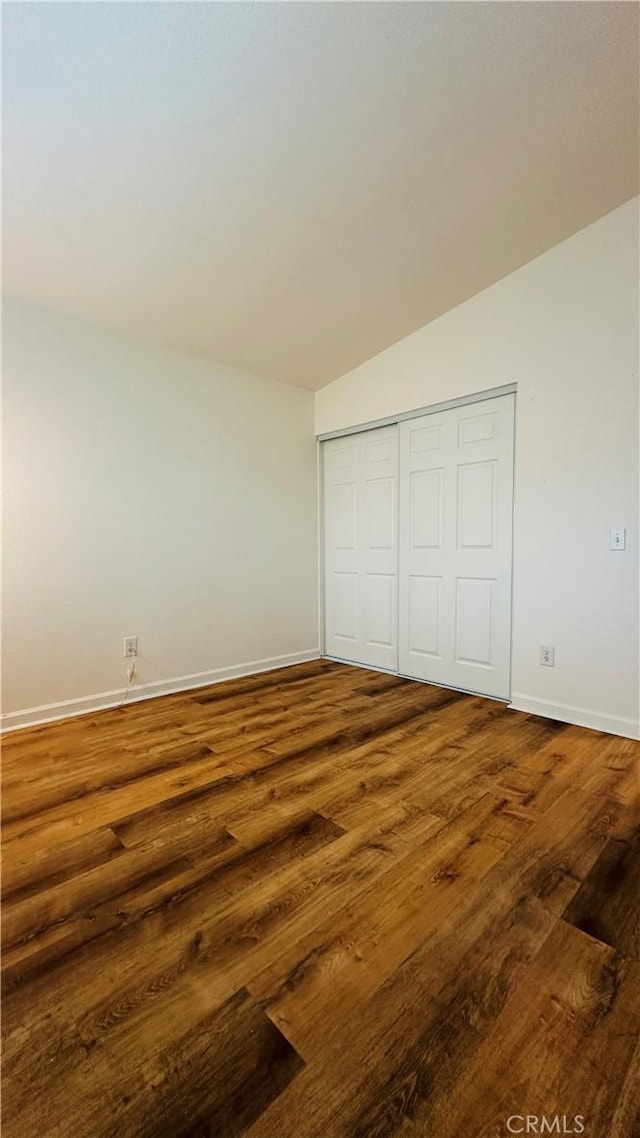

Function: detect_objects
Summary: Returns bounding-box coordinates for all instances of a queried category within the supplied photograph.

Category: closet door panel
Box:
[399,394,514,699]
[399,411,454,687]
[324,426,398,671]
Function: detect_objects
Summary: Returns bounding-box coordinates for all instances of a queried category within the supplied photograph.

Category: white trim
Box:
[316,438,326,657]
[316,384,517,441]
[509,693,640,741]
[0,649,321,733]
[508,392,518,703]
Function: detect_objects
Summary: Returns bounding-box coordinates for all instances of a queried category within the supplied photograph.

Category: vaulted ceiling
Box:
[3,2,638,389]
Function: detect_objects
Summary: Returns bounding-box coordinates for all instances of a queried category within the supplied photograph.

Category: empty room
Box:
[2,2,639,1136]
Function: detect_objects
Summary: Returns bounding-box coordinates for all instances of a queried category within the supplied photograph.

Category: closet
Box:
[322,393,514,700]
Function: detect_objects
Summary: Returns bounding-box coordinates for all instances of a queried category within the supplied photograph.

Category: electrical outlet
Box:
[123,636,138,658]
[539,645,555,667]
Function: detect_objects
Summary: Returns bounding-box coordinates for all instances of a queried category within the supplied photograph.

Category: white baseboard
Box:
[509,693,640,741]
[0,649,322,733]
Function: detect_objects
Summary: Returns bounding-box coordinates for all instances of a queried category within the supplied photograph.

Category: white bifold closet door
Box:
[323,426,398,670]
[398,394,515,699]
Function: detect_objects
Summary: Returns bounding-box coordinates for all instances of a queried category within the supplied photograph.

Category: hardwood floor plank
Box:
[1,810,344,991]
[0,753,240,849]
[399,921,640,1138]
[242,785,621,1138]
[1,825,125,901]
[96,988,304,1138]
[4,985,304,1138]
[609,1034,640,1138]
[562,824,640,959]
[250,794,513,1058]
[2,661,638,1138]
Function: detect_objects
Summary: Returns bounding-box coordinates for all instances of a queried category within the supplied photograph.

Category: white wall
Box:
[2,298,319,726]
[316,199,640,739]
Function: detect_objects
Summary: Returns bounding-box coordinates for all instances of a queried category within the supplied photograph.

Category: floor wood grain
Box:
[2,660,639,1138]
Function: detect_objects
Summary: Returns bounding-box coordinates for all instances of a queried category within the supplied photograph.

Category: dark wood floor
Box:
[2,660,639,1138]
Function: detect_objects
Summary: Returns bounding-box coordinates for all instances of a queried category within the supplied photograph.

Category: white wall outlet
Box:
[123,636,138,658]
[609,528,626,551]
[539,645,555,667]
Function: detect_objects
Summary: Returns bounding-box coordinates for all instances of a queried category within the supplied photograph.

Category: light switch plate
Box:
[610,529,626,551]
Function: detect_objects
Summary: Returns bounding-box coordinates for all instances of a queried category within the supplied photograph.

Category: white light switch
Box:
[609,529,626,551]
